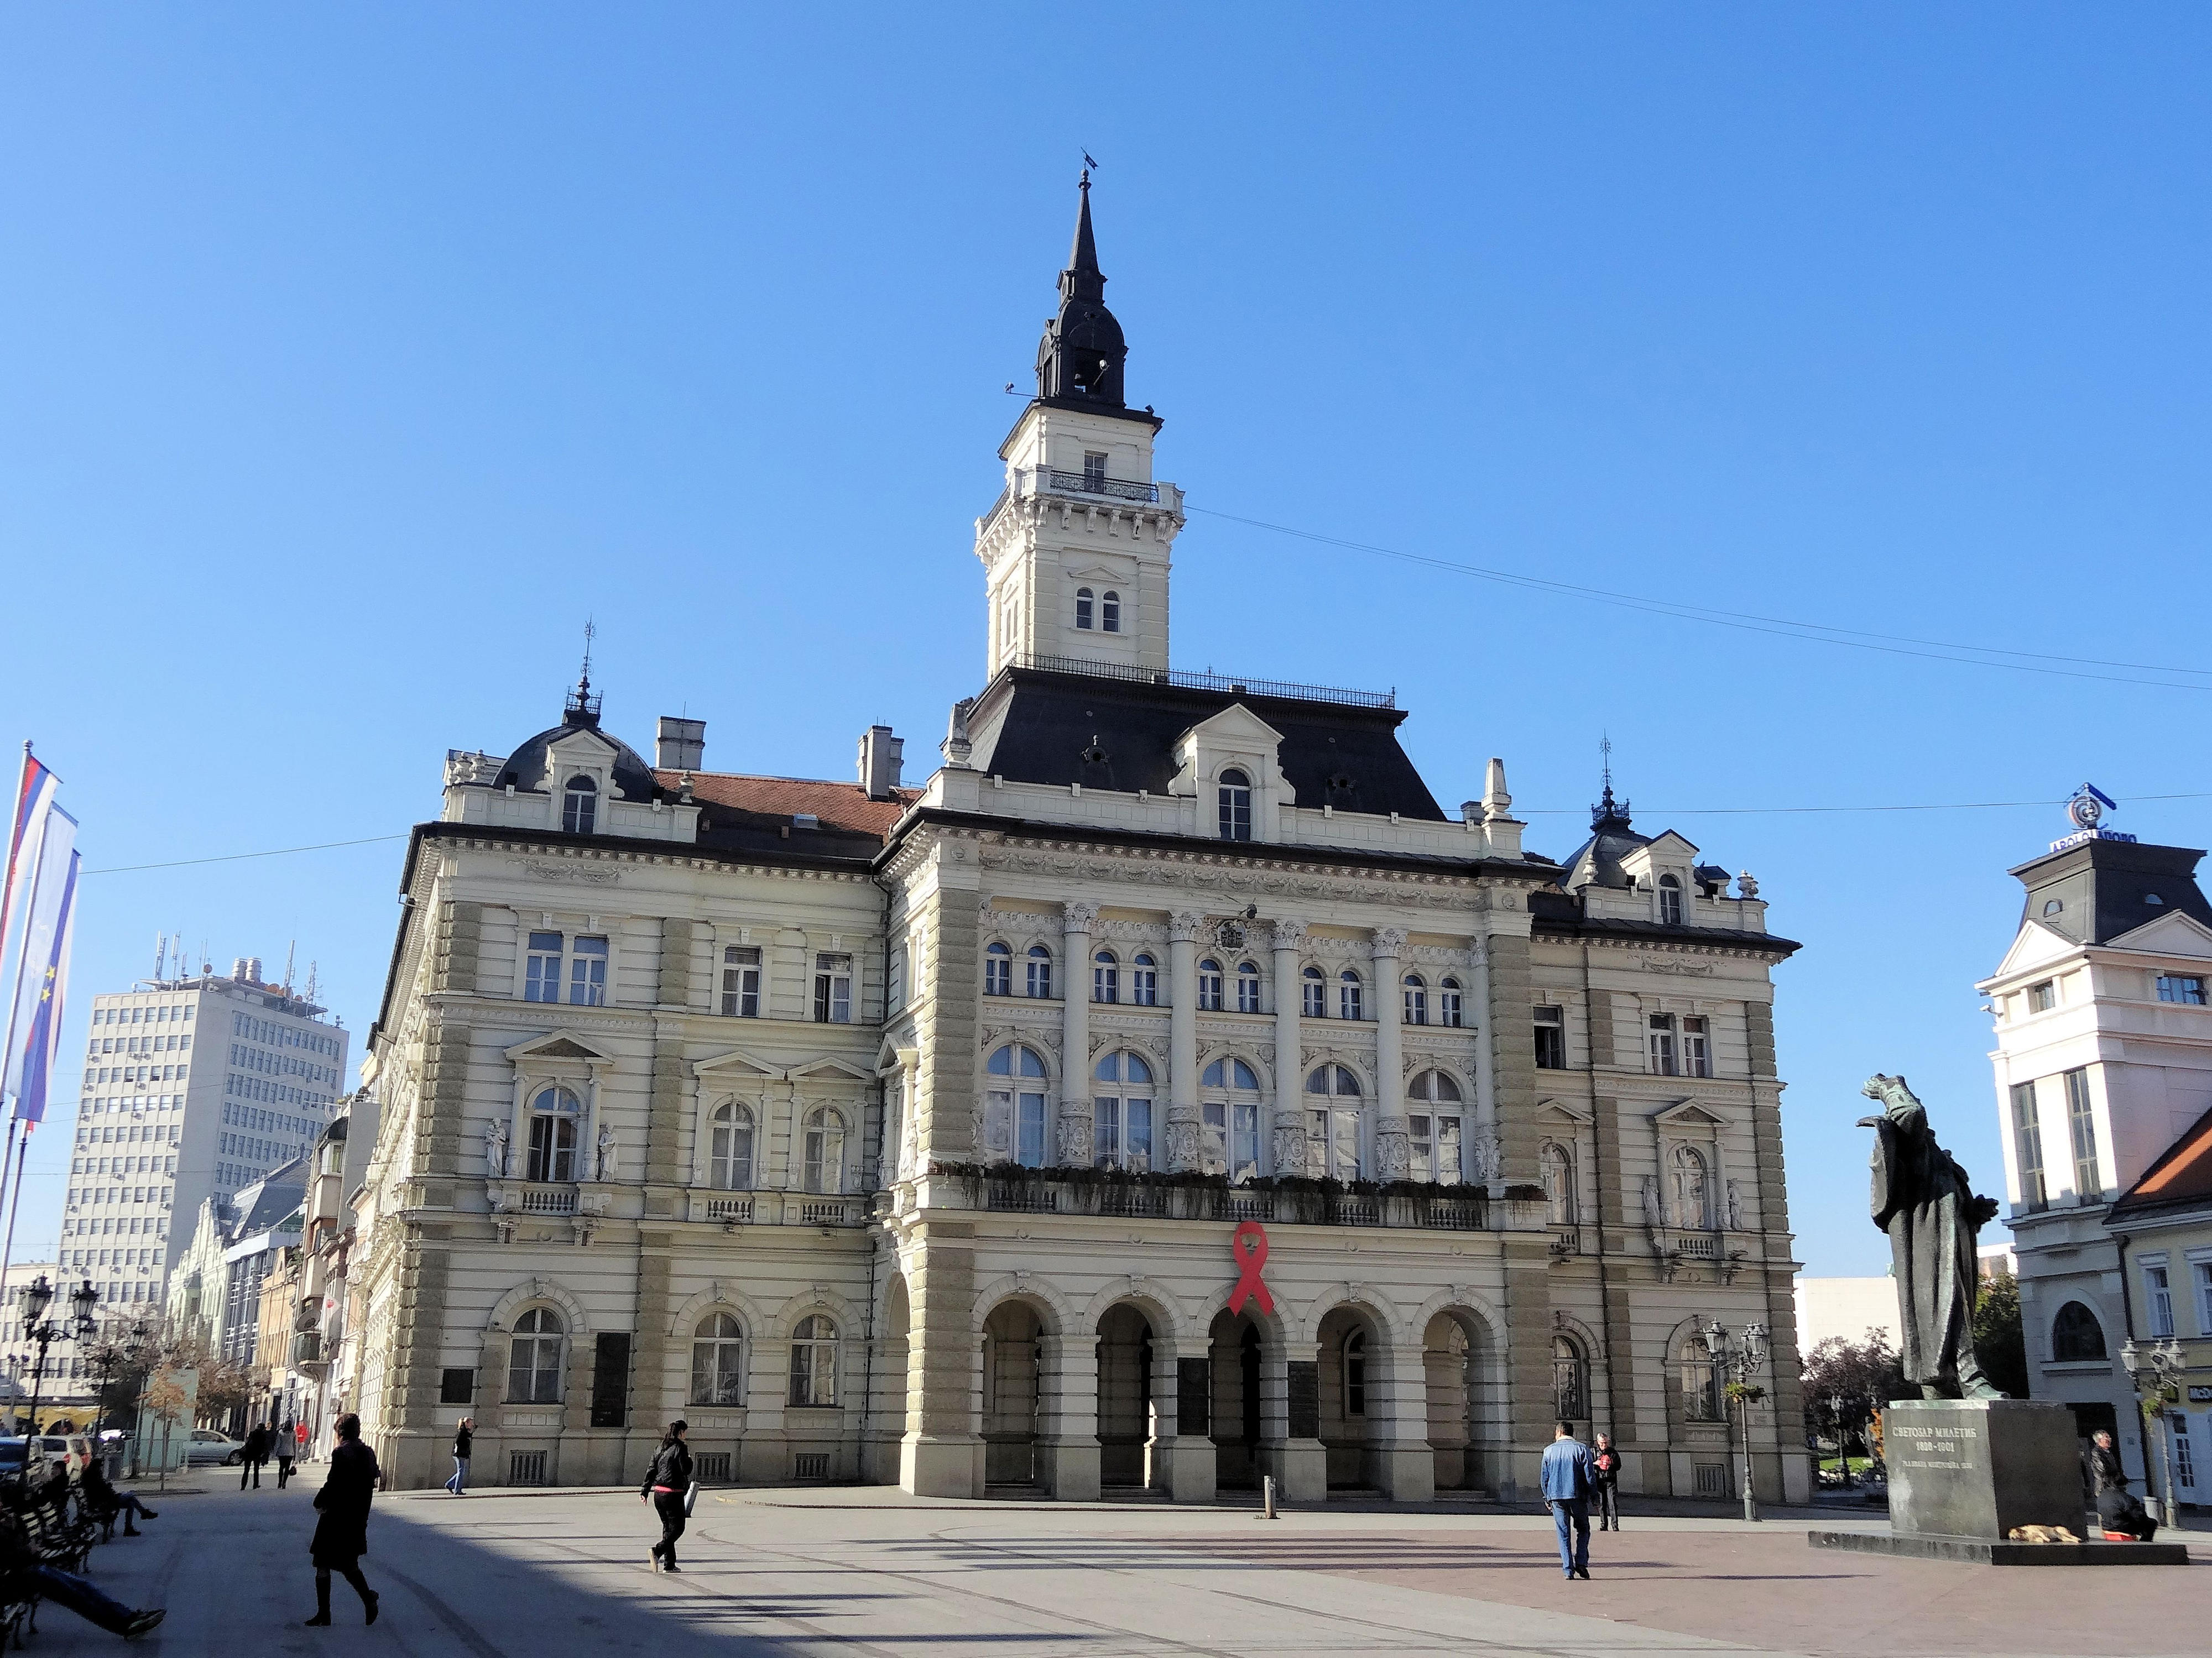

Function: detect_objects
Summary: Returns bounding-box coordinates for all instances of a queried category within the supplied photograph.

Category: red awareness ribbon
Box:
[1228,1219,1274,1315]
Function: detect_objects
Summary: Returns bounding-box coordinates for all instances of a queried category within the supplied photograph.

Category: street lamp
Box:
[1704,1317,1770,1523]
[16,1276,98,1478]
[2121,1336,2189,1531]
[1827,1391,1855,1489]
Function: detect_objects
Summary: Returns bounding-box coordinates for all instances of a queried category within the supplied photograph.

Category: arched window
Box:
[1552,1335,1588,1424]
[803,1107,847,1194]
[506,1307,565,1404]
[1658,873,1683,926]
[1092,950,1119,1005]
[1197,959,1224,1012]
[708,1101,755,1190]
[1669,1144,1709,1229]
[525,1085,582,1183]
[1403,974,1427,1027]
[1304,1065,1363,1180]
[1218,769,1253,842]
[2052,1300,2108,1362]
[1025,945,1055,1000]
[1338,969,1365,1022]
[984,941,1012,997]
[562,775,598,835]
[690,1312,744,1405]
[1237,961,1263,1013]
[788,1315,838,1406]
[1201,1057,1263,1181]
[1438,977,1464,1028]
[1076,588,1094,630]
[1407,1070,1465,1184]
[1673,1328,1721,1422]
[985,1044,1050,1168]
[1101,591,1121,632]
[1094,1050,1155,1170]
[1301,965,1327,1018]
[1130,953,1158,1006]
[1540,1141,1576,1224]
[1344,1330,1369,1416]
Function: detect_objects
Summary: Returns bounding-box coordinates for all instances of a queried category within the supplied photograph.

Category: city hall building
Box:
[350,181,1810,1504]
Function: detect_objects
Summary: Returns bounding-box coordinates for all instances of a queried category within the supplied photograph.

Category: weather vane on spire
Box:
[1081,150,1097,186]
[1593,733,1630,828]
[565,618,602,724]
[1599,732,1613,794]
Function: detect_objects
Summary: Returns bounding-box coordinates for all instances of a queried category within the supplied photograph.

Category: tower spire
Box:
[1036,170,1127,406]
[564,618,602,726]
[1592,732,1632,830]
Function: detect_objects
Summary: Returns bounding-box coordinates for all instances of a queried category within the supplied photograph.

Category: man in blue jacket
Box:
[1540,1419,1599,1579]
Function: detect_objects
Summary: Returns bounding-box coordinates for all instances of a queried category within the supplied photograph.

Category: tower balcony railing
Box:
[1040,467,1160,504]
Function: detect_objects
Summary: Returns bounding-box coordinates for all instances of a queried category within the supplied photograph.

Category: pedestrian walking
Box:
[303,1414,381,1628]
[445,1418,473,1495]
[275,1419,298,1489]
[640,1420,692,1574]
[239,1422,270,1490]
[294,1419,311,1465]
[1540,1419,1599,1581]
[1592,1431,1621,1531]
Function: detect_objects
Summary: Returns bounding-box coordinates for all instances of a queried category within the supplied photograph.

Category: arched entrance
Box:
[1208,1309,1265,1488]
[1317,1305,1383,1489]
[869,1274,912,1485]
[1423,1309,1500,1492]
[1095,1304,1154,1488]
[981,1300,1044,1488]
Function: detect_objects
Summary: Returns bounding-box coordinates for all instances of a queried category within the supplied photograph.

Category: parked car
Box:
[183,1429,244,1468]
[0,1436,76,1474]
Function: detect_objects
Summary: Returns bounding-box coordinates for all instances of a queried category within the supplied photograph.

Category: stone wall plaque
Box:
[1286,1361,1319,1441]
[1884,1399,2084,1538]
[1177,1358,1210,1436]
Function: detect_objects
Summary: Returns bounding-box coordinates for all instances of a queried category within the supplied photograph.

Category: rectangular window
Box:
[1237,967,1262,1014]
[1305,1107,1361,1181]
[1403,982,1427,1026]
[568,935,608,1006]
[1082,450,1108,488]
[2177,1416,2197,1494]
[2028,980,2057,1013]
[813,953,853,1023]
[1197,963,1223,1012]
[1683,1016,1711,1079]
[1093,956,1117,1005]
[1026,950,1053,999]
[525,933,564,1003]
[1534,1006,1566,1070]
[2157,974,2206,1005]
[2011,1080,2047,1209]
[2196,1261,2212,1336]
[1647,1014,1677,1076]
[1016,1092,1047,1168]
[2145,1263,2176,1337]
[721,946,762,1017]
[2063,1067,2101,1197]
[1201,1101,1227,1175]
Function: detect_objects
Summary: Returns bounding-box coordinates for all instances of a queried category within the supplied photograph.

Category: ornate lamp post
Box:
[1704,1318,1769,1523]
[17,1276,98,1477]
[1826,1391,1856,1489]
[2121,1336,2188,1530]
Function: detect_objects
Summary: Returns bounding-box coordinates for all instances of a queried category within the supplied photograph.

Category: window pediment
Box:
[1651,1099,1727,1128]
[504,1030,614,1066]
[693,1048,782,1081]
[791,1056,871,1083]
[1535,1099,1592,1127]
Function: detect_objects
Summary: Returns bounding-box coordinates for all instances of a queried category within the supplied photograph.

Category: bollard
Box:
[1262,1474,1277,1520]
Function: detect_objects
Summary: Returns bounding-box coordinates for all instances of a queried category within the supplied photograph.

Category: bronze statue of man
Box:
[1859,1074,2006,1400]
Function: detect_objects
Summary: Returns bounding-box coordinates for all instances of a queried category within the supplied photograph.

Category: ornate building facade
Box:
[350,179,1809,1504]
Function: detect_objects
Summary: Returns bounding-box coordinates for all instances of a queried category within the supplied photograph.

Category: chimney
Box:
[858,725,904,800]
[232,957,251,981]
[247,956,264,984]
[656,716,706,772]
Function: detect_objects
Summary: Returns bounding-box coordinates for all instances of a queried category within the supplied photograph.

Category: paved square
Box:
[24,1484,2208,1656]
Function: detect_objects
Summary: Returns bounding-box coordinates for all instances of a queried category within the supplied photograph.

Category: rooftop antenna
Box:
[153,933,166,982]
[305,960,320,1004]
[282,939,296,992]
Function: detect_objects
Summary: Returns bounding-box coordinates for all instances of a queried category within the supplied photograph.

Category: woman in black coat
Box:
[305,1414,382,1627]
[640,1420,692,1573]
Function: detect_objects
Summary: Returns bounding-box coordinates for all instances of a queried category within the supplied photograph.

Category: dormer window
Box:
[1657,873,1683,926]
[1218,769,1253,841]
[562,775,598,835]
[1076,588,1094,630]
[1101,591,1121,633]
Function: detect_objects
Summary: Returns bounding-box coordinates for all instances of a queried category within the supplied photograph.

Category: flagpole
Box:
[0,797,58,1292]
[0,1123,32,1335]
[0,743,35,972]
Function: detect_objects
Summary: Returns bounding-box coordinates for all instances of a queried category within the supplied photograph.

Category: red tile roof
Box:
[654,770,919,839]
[2112,1102,2212,1214]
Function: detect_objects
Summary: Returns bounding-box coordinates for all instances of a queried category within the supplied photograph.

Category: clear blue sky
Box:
[4,7,2209,1278]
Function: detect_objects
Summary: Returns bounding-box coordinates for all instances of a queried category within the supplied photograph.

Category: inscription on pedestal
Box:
[1886,1400,2084,1540]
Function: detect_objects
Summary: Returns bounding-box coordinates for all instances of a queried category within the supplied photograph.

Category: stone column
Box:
[1166,912,1203,1171]
[1370,927,1408,1180]
[1036,1331,1102,1500]
[899,1220,980,1497]
[1269,918,1308,1176]
[1059,902,1097,1166]
[1156,1340,1215,1503]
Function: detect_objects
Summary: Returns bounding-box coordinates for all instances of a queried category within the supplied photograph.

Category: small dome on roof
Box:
[494,684,661,808]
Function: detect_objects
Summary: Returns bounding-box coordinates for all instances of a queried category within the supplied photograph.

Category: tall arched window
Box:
[1201,1057,1263,1181]
[1025,945,1054,1000]
[1092,950,1119,1005]
[1407,1070,1464,1184]
[984,941,1013,997]
[708,1101,755,1190]
[1218,769,1252,841]
[1197,959,1224,1012]
[562,775,598,835]
[1237,960,1263,1013]
[1338,969,1365,1022]
[507,1307,565,1403]
[788,1315,838,1406]
[985,1044,1050,1167]
[1673,1328,1721,1422]
[525,1085,582,1183]
[1301,965,1327,1018]
[1130,953,1158,1006]
[1540,1141,1576,1223]
[1438,977,1464,1028]
[802,1106,847,1194]
[1305,1065,1363,1180]
[1669,1144,1710,1229]
[2052,1300,2107,1361]
[1076,588,1095,630]
[1657,872,1683,925]
[1093,1051,1154,1170]
[690,1312,744,1405]
[1101,591,1121,632]
[1402,974,1428,1026]
[1552,1335,1588,1424]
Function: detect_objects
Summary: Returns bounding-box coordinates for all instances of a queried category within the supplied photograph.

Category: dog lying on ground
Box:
[2005,1525,2081,1544]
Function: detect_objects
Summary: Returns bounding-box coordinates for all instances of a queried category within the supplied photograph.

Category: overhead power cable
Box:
[82,834,408,877]
[1515,792,2212,818]
[1187,506,2212,692]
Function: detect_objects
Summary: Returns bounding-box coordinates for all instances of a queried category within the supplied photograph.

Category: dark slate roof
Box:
[495,703,663,807]
[972,665,1447,820]
[2008,838,2212,946]
[2108,1102,2212,1222]
[1553,786,1650,890]
[229,1157,308,1238]
[659,770,919,863]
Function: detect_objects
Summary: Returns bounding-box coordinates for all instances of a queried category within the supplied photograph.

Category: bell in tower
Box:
[1036,169,1127,406]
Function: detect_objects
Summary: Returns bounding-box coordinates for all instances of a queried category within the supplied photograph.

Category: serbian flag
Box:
[0,752,59,977]
[3,802,77,1121]
[12,846,78,1124]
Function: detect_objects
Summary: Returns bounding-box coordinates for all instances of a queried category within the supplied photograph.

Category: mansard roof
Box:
[497,704,663,806]
[2008,836,2212,947]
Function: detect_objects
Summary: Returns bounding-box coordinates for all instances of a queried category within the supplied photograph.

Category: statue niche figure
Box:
[1859,1074,2005,1399]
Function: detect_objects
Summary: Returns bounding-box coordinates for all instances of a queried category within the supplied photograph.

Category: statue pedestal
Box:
[1808,1400,2188,1566]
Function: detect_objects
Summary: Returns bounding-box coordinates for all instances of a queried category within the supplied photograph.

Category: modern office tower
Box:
[60,955,349,1315]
